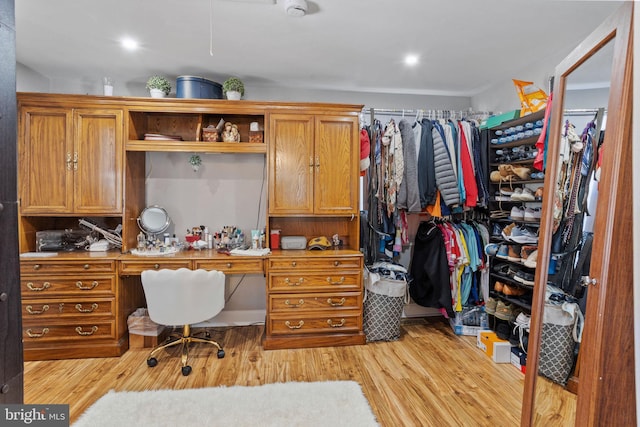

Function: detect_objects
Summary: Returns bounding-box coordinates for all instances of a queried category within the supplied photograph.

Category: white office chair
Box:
[140,268,226,376]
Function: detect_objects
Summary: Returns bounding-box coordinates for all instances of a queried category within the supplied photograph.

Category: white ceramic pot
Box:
[226,91,242,100]
[150,88,165,98]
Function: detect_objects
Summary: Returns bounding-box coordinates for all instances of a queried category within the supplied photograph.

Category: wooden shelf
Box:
[126,140,266,153]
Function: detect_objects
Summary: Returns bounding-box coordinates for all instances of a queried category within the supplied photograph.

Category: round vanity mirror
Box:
[137,206,171,236]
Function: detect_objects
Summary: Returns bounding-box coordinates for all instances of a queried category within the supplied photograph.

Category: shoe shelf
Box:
[489,291,532,311]
[491,217,541,226]
[489,135,539,150]
[489,197,543,204]
[490,158,535,167]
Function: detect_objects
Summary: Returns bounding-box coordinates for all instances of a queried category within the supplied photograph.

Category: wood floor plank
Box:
[23,318,575,426]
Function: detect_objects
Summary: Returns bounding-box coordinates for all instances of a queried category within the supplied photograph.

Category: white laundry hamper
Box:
[363,267,409,342]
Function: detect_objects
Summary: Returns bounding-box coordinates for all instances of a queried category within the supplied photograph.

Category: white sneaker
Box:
[510,188,523,201]
[510,226,538,244]
[524,208,540,221]
[519,187,535,201]
[510,206,525,221]
[524,249,538,268]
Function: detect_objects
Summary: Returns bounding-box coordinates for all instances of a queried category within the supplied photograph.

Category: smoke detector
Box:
[284,0,308,17]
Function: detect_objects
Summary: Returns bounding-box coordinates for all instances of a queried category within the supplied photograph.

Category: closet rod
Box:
[563,108,607,116]
[361,107,492,121]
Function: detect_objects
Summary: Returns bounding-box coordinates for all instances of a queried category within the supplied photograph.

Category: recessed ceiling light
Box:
[121,37,139,51]
[404,54,419,67]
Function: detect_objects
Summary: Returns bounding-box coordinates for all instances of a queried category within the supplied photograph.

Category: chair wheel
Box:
[217,349,225,359]
[147,358,158,368]
[181,365,192,376]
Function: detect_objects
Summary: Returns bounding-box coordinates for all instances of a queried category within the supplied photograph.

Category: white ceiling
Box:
[15,0,622,97]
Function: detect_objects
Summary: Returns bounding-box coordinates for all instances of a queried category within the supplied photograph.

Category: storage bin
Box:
[127,308,168,348]
[363,267,407,342]
[176,76,222,99]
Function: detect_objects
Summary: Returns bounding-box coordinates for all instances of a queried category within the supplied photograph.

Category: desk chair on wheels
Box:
[140,268,226,376]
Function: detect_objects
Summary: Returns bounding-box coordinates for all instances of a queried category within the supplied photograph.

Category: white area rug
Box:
[73,381,379,427]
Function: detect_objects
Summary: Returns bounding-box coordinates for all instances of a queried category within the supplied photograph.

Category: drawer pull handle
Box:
[327,318,346,328]
[26,304,50,315]
[291,261,297,267]
[333,261,340,266]
[285,299,304,308]
[33,264,41,270]
[154,264,160,269]
[327,298,346,307]
[226,263,232,268]
[284,277,304,286]
[285,320,304,329]
[26,328,49,338]
[27,282,50,292]
[75,303,98,313]
[326,276,345,285]
[83,264,90,270]
[76,281,98,290]
[75,326,98,336]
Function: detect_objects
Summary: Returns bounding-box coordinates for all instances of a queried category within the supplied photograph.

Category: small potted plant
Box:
[222,77,244,100]
[146,76,171,98]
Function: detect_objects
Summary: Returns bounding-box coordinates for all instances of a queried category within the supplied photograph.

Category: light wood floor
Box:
[23,318,575,426]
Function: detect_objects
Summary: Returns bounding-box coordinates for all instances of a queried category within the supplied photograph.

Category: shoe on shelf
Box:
[511,165,531,180]
[524,207,541,222]
[514,269,535,286]
[510,206,525,221]
[510,188,523,201]
[485,297,498,316]
[494,280,505,293]
[485,243,499,257]
[534,186,544,198]
[523,249,538,268]
[496,245,509,259]
[499,186,515,196]
[494,301,514,322]
[520,245,537,260]
[492,223,504,237]
[507,244,522,262]
[494,191,512,202]
[501,223,516,240]
[519,187,536,201]
[493,263,510,275]
[510,226,539,244]
[503,283,527,296]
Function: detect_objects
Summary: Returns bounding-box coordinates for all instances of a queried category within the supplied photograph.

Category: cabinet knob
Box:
[226,263,232,268]
[83,264,90,270]
[154,264,160,269]
[0,293,7,302]
[291,261,297,267]
[1,384,9,394]
[333,261,340,267]
[33,264,41,270]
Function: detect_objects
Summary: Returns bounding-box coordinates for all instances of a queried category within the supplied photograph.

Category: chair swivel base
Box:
[146,325,225,376]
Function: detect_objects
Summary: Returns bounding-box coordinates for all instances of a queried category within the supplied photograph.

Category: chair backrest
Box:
[141,268,225,326]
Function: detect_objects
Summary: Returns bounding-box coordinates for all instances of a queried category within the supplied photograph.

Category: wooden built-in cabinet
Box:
[19,253,144,361]
[17,93,364,358]
[18,106,123,215]
[268,113,359,215]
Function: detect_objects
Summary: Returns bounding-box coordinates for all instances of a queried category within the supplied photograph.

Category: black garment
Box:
[409,221,454,317]
[418,119,437,207]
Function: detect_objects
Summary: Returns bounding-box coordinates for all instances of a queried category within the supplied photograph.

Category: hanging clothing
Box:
[418,119,437,207]
[409,221,454,317]
[458,121,478,207]
[396,119,421,212]
[431,125,460,206]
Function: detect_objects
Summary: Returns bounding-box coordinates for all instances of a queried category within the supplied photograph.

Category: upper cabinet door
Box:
[73,109,123,214]
[19,107,74,214]
[314,115,359,215]
[269,114,315,215]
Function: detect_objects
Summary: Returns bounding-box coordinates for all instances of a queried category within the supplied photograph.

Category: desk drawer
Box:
[22,320,116,342]
[22,297,115,320]
[21,260,116,275]
[267,311,362,335]
[267,257,361,271]
[269,292,362,312]
[119,260,192,275]
[194,258,264,274]
[268,271,361,292]
[21,276,116,297]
